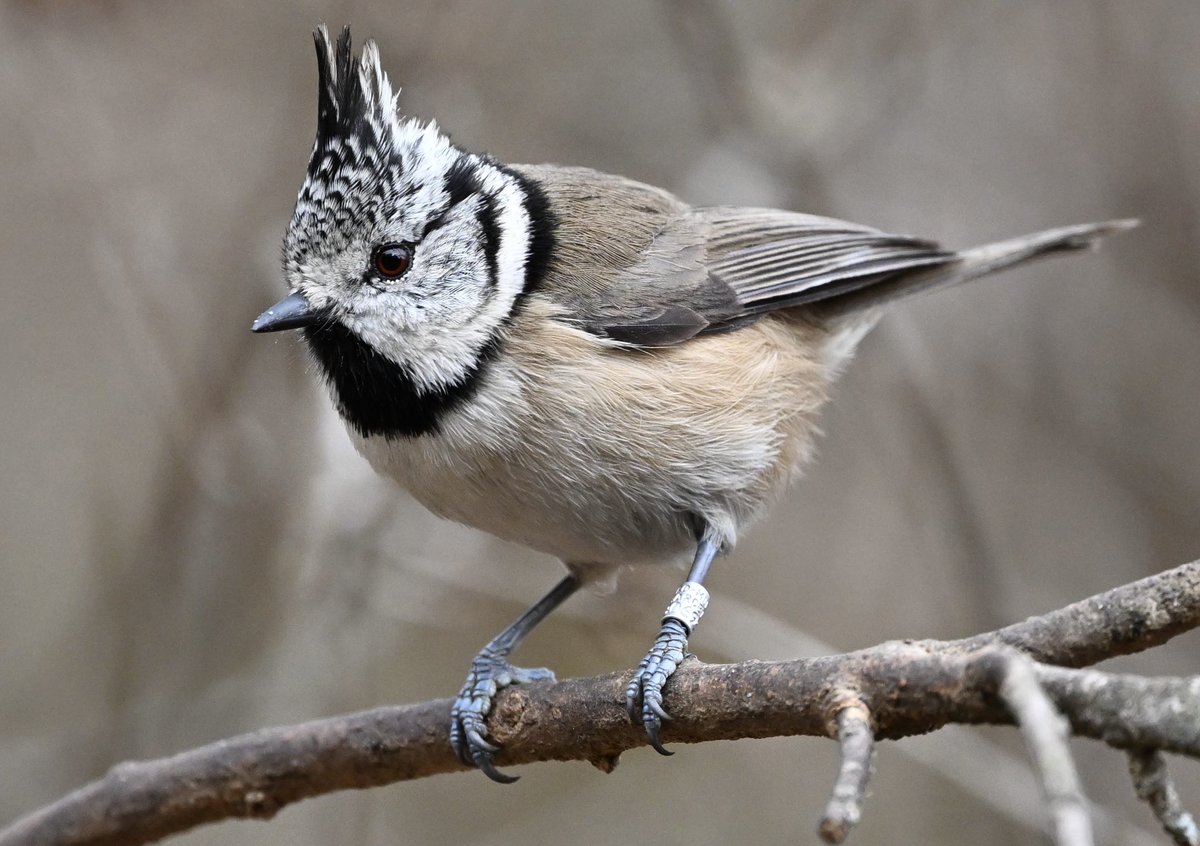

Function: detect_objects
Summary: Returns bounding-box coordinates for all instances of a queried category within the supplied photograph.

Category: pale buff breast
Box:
[353,298,833,576]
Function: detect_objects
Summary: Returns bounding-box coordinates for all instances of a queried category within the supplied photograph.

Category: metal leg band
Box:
[662,581,710,633]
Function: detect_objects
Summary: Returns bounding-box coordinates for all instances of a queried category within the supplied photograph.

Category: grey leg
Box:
[451,573,580,783]
[625,530,720,754]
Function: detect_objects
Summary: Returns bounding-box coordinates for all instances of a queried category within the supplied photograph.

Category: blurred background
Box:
[2,2,1198,844]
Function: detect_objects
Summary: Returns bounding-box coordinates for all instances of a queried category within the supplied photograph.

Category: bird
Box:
[252,26,1135,783]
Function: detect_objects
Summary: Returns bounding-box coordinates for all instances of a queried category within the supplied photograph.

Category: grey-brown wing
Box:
[520,165,955,345]
[698,207,957,321]
[572,206,958,345]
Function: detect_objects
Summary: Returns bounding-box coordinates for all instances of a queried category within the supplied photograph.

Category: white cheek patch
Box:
[415,200,492,317]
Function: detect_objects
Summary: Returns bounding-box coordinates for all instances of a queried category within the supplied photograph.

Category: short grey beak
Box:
[252,291,320,333]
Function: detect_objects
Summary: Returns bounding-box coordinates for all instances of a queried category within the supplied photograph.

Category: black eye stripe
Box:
[421,157,484,238]
[443,157,481,205]
[421,207,451,239]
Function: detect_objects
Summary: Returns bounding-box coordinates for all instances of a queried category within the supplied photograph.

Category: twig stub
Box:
[818,702,876,844]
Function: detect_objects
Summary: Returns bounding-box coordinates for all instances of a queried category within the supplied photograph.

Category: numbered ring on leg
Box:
[662,581,709,633]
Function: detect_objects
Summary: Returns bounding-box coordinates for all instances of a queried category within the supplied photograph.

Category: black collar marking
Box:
[303,319,501,439]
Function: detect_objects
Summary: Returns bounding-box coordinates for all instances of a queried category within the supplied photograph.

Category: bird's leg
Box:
[451,573,580,783]
[625,527,721,754]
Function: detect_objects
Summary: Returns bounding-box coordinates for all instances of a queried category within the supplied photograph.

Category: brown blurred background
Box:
[2,2,1198,844]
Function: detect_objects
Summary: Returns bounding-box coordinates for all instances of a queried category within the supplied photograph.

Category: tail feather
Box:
[817,219,1138,320]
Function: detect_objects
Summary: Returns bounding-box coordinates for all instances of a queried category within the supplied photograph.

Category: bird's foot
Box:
[625,617,690,755]
[450,649,556,783]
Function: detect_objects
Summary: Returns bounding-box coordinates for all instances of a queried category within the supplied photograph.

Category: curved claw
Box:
[642,689,674,755]
[645,713,674,756]
[474,749,520,784]
[647,697,672,722]
[465,727,500,754]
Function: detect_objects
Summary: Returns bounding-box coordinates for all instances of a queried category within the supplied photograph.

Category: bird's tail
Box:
[818,219,1138,320]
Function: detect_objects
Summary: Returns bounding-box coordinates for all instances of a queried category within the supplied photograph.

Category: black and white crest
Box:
[284,26,458,270]
[314,25,378,146]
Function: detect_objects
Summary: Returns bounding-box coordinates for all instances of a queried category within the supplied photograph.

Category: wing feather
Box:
[700,208,956,320]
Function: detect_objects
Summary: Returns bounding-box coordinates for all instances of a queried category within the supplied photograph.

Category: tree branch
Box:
[3,560,1197,846]
[962,558,1200,666]
[818,700,876,844]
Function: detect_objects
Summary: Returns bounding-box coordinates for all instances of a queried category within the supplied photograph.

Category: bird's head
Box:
[254,26,553,437]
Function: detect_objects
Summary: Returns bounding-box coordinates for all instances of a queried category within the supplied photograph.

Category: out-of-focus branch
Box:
[996,651,1092,846]
[2,560,1197,846]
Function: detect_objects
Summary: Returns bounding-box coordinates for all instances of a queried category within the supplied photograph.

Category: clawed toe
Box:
[626,618,690,754]
[450,651,557,783]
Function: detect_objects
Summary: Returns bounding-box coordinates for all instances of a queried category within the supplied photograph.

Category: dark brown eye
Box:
[372,244,413,279]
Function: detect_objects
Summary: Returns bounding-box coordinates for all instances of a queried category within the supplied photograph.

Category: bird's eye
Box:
[372,244,413,279]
